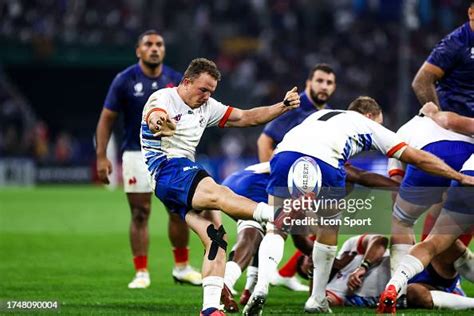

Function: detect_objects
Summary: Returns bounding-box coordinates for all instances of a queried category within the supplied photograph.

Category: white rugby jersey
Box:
[244,162,270,174]
[387,115,474,178]
[327,234,390,302]
[275,110,407,169]
[140,87,233,173]
[461,154,474,172]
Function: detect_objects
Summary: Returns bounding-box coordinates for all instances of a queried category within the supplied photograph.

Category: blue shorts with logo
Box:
[400,141,474,206]
[444,170,474,214]
[267,151,346,199]
[408,264,463,295]
[222,170,269,204]
[154,158,210,220]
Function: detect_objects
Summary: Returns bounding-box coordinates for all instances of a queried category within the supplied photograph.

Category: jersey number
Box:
[318,111,344,121]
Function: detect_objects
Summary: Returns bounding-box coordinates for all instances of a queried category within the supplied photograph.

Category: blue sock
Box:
[201,307,218,315]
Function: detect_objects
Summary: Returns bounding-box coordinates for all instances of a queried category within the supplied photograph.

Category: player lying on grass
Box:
[220,161,398,313]
[298,234,474,311]
[140,58,301,316]
[378,106,474,314]
[243,96,474,315]
[385,103,474,277]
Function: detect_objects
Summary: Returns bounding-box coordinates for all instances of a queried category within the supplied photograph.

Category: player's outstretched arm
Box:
[345,165,399,189]
[95,108,118,184]
[400,146,474,186]
[412,62,444,107]
[222,87,300,128]
[420,102,474,136]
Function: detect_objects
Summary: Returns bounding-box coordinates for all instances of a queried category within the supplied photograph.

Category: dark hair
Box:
[136,29,161,47]
[307,63,335,80]
[183,58,221,81]
[347,96,382,116]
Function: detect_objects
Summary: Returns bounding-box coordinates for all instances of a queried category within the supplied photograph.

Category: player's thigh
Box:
[185,210,223,247]
[191,177,234,210]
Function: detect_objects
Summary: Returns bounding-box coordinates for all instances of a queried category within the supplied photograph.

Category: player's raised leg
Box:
[191,177,275,223]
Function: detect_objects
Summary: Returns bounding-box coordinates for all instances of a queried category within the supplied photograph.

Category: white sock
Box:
[202,276,224,310]
[224,261,242,289]
[245,266,258,292]
[388,254,424,293]
[254,233,285,295]
[431,290,474,310]
[253,202,273,222]
[454,248,474,282]
[311,241,337,302]
[390,244,412,276]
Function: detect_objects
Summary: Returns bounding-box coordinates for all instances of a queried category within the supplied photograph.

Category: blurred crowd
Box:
[0,68,82,164]
[0,0,470,162]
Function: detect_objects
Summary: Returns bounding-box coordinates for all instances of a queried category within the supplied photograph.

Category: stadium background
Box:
[1,0,473,315]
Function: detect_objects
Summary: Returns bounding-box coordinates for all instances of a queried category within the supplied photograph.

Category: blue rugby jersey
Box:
[103,63,182,151]
[262,91,331,144]
[427,22,474,117]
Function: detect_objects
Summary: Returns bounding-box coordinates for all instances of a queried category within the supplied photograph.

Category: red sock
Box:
[133,256,148,271]
[421,213,436,241]
[173,247,189,265]
[279,250,303,277]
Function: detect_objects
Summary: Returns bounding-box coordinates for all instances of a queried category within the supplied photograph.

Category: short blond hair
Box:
[347,96,381,116]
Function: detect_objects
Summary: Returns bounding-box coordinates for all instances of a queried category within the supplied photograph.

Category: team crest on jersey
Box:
[152,82,158,90]
[133,82,144,96]
[173,114,182,122]
[199,115,205,127]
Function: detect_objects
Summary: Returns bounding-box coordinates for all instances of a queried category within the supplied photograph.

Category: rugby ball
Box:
[287,156,322,198]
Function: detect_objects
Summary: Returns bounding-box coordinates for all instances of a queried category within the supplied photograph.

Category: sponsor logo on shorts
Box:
[183,166,198,172]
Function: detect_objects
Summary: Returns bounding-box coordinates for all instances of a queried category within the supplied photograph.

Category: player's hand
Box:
[459,174,474,186]
[97,156,112,184]
[150,115,176,137]
[420,102,439,118]
[283,86,300,110]
[347,266,367,292]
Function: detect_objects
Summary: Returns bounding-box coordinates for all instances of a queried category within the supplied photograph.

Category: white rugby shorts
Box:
[122,151,153,193]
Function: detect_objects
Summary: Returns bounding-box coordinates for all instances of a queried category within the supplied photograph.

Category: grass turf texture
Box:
[0,186,472,315]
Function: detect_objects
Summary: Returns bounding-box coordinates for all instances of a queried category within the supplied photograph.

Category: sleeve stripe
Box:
[386,142,407,158]
[388,169,405,177]
[326,290,344,306]
[218,106,234,128]
[356,233,368,254]
[145,108,167,125]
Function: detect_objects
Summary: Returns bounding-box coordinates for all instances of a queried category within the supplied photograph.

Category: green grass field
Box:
[0,186,472,315]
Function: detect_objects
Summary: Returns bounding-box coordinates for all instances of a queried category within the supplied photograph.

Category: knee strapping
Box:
[207,224,227,260]
[393,203,419,226]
